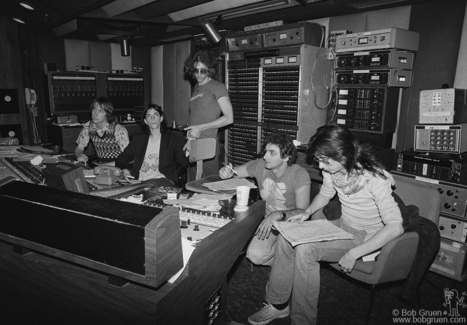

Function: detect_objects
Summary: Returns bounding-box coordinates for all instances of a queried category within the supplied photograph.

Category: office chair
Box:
[328,174,441,325]
[188,138,216,180]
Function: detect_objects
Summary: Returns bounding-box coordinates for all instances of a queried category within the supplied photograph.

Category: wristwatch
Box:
[280,212,287,221]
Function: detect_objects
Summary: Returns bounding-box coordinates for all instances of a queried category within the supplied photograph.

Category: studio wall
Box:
[0,16,29,144]
[160,41,191,127]
[397,0,466,152]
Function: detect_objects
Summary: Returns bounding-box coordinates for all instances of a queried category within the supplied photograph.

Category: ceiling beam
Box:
[134,0,214,20]
[46,0,116,30]
[101,0,158,18]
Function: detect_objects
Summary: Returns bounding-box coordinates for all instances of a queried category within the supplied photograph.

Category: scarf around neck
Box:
[332,169,394,196]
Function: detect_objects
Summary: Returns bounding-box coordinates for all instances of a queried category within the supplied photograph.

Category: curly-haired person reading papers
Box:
[246,124,403,325]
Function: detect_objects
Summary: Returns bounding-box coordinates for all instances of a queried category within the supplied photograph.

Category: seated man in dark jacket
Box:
[116,104,188,187]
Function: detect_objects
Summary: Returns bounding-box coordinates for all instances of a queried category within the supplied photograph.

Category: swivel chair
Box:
[188,138,216,180]
[329,174,441,325]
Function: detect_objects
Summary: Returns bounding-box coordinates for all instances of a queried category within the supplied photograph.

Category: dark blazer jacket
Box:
[115,131,189,184]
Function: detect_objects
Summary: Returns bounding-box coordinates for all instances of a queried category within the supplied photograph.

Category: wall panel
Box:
[454,4,467,89]
[110,43,132,71]
[151,45,164,106]
[162,40,191,126]
[396,0,466,152]
[64,39,89,72]
[366,6,411,31]
[0,17,28,144]
[132,45,152,107]
[89,42,111,72]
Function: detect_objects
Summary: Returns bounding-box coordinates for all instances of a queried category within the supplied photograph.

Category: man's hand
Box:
[255,212,282,240]
[77,153,88,163]
[338,250,358,274]
[184,125,203,139]
[123,169,132,177]
[219,163,234,179]
[286,212,310,224]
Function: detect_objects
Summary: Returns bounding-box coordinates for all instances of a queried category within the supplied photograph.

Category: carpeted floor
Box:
[225,254,467,325]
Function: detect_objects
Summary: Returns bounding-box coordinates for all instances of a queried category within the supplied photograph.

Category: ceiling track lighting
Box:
[12,18,26,24]
[200,20,222,44]
[120,37,132,57]
[19,2,35,10]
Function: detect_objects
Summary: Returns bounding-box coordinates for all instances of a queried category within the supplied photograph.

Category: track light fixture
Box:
[200,19,222,44]
[120,37,132,57]
[19,2,34,10]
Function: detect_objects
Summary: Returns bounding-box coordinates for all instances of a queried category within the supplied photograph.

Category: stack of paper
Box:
[203,178,257,191]
[164,193,233,212]
[272,219,354,247]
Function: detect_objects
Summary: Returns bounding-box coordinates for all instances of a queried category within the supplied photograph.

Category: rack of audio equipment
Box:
[331,28,419,149]
[399,64,467,281]
[46,71,145,123]
[391,169,467,282]
[224,22,330,166]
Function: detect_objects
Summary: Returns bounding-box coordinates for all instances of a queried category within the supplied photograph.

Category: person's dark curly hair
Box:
[90,97,114,123]
[184,49,218,79]
[307,124,386,178]
[140,104,166,135]
[262,133,298,166]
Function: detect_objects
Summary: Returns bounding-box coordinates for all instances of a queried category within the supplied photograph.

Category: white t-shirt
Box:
[138,137,165,181]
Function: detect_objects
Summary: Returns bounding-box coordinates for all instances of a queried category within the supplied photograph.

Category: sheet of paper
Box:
[362,250,381,262]
[203,178,257,191]
[20,145,54,154]
[164,193,233,211]
[168,237,196,284]
[272,219,354,246]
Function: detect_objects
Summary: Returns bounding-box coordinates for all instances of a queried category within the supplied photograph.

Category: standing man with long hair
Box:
[184,49,233,181]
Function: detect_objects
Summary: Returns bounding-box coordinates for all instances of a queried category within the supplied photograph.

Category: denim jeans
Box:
[246,229,280,266]
[264,219,367,325]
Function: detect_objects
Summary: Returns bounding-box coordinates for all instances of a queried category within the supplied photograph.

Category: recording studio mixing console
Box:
[1,157,43,184]
[145,201,235,242]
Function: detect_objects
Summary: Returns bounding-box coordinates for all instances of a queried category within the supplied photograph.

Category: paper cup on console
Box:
[235,186,250,212]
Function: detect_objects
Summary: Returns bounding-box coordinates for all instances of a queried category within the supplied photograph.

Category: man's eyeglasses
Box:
[193,68,208,75]
[314,156,330,164]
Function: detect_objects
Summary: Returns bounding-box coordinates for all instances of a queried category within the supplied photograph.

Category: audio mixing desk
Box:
[0,178,265,324]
